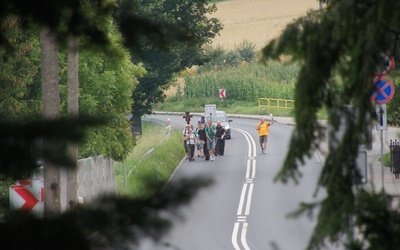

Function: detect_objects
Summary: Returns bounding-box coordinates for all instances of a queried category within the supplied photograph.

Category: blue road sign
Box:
[371,77,395,104]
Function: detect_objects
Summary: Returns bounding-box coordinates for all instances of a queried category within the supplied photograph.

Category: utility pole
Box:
[67,35,79,208]
[40,25,61,217]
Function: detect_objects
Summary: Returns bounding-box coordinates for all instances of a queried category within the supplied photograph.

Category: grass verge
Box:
[114,122,185,198]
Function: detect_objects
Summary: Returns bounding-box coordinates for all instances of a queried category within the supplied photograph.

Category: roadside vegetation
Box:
[156,43,400,124]
[155,42,326,118]
[114,122,184,198]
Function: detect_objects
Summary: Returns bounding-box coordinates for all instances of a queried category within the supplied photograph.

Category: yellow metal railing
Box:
[258,98,295,110]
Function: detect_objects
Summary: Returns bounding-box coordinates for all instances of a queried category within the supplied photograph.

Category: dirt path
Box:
[210,0,319,50]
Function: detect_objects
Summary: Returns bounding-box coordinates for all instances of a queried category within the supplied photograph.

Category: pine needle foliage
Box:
[262,0,400,249]
[0,0,214,249]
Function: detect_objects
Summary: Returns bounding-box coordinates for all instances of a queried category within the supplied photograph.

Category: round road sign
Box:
[375,52,395,77]
[370,77,395,104]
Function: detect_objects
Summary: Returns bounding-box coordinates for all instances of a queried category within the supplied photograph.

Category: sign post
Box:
[205,104,217,122]
[371,52,395,191]
[375,104,387,131]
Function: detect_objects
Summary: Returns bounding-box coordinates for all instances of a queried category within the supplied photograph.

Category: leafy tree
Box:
[0,16,41,120]
[0,0,210,248]
[0,14,145,164]
[262,0,400,249]
[114,0,223,116]
[0,0,117,49]
[59,23,146,162]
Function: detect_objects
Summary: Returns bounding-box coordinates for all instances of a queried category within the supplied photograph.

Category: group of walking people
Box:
[182,115,273,162]
[182,115,226,162]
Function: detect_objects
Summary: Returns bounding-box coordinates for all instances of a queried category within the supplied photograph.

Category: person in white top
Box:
[186,128,198,162]
[182,124,190,158]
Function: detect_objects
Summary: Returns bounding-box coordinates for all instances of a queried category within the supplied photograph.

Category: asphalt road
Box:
[138,113,342,250]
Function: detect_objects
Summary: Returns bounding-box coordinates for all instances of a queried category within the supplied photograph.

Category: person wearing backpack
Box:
[205,119,217,161]
[182,124,190,159]
[198,123,208,160]
[185,128,198,162]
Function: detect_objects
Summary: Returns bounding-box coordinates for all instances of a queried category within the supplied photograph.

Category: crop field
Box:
[183,61,299,102]
[210,0,319,50]
[162,0,321,115]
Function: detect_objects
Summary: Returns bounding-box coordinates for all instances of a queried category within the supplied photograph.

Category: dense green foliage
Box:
[60,25,146,161]
[0,0,116,49]
[0,1,216,249]
[261,0,400,249]
[386,71,400,126]
[115,0,223,117]
[0,16,42,120]
[0,16,144,162]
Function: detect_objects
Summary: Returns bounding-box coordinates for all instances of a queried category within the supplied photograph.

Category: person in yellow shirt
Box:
[256,116,273,154]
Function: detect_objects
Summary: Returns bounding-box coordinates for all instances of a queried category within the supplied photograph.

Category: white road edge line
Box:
[232,222,241,250]
[246,159,251,179]
[241,223,251,250]
[237,183,248,215]
[232,128,257,250]
[252,160,256,179]
[245,183,254,216]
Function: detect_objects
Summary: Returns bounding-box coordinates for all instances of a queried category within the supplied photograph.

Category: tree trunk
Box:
[67,35,79,208]
[40,25,61,218]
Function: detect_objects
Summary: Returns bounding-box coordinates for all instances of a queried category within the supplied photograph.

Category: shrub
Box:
[235,40,256,63]
[200,42,257,69]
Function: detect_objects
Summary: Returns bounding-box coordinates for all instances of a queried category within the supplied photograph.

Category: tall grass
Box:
[182,61,298,102]
[154,60,305,117]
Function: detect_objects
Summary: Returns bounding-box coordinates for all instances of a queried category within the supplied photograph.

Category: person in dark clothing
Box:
[215,121,226,156]
[198,114,206,125]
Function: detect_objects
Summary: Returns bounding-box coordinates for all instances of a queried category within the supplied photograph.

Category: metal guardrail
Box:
[142,116,172,142]
[390,139,400,179]
[258,98,295,110]
[126,117,172,179]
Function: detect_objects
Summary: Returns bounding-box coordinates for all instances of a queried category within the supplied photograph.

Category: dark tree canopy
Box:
[115,0,223,116]
[0,0,117,49]
[0,1,215,249]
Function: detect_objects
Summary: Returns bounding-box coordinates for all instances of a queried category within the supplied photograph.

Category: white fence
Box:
[10,155,117,216]
[10,116,169,215]
[77,156,117,204]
